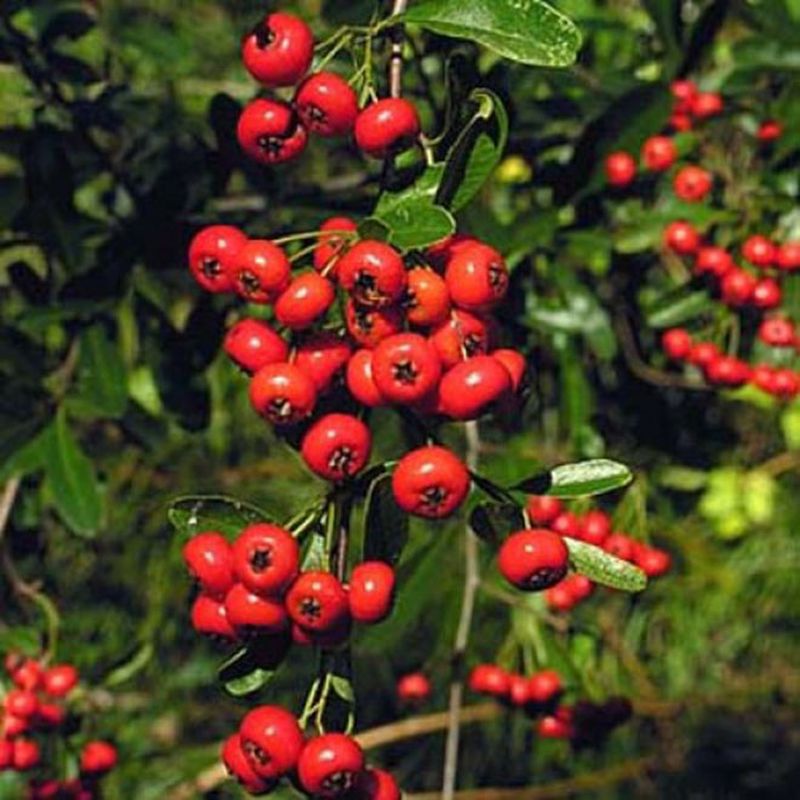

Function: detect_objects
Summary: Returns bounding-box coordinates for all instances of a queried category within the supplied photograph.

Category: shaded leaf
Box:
[168,495,271,541]
[363,475,409,566]
[469,502,524,546]
[71,323,128,418]
[512,459,633,497]
[645,287,714,329]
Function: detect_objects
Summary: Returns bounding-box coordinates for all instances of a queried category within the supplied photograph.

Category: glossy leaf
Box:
[564,537,647,592]
[218,644,278,698]
[645,287,714,328]
[512,459,633,497]
[363,475,409,566]
[469,502,524,545]
[167,495,271,540]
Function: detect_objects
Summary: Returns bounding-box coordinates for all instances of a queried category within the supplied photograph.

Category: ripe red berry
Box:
[314,217,358,274]
[392,445,471,519]
[663,220,700,255]
[286,571,350,633]
[225,319,289,374]
[545,581,576,613]
[338,241,407,308]
[507,674,532,707]
[372,333,442,404]
[695,246,733,278]
[468,664,510,698]
[249,362,317,425]
[346,349,386,407]
[671,79,697,112]
[776,241,800,271]
[12,738,40,771]
[751,364,777,394]
[242,12,313,88]
[36,703,66,728]
[296,72,359,137]
[355,768,401,800]
[526,495,563,526]
[225,583,288,634]
[349,561,395,624]
[0,741,12,770]
[396,672,431,703]
[537,709,573,739]
[222,734,275,795]
[529,669,563,705]
[551,511,580,538]
[752,278,782,309]
[42,664,78,698]
[661,328,693,360]
[757,120,782,142]
[742,235,776,268]
[438,355,512,420]
[641,136,677,171]
[2,714,29,738]
[233,239,291,303]
[445,243,509,311]
[79,741,117,775]
[5,689,38,718]
[688,341,720,368]
[669,113,692,132]
[771,370,800,400]
[345,301,404,348]
[604,533,636,561]
[604,151,636,187]
[498,529,569,591]
[634,547,672,577]
[240,705,304,780]
[237,99,308,165]
[673,165,712,202]
[492,349,527,393]
[295,332,353,393]
[11,659,42,691]
[579,510,612,546]
[430,311,492,368]
[301,413,372,482]
[566,574,595,601]
[404,267,451,326]
[298,734,365,798]
[188,225,247,293]
[705,355,750,387]
[232,524,299,597]
[720,269,756,307]
[691,91,723,118]
[274,273,336,330]
[354,99,421,159]
[426,234,478,267]
[758,317,795,347]
[183,532,235,597]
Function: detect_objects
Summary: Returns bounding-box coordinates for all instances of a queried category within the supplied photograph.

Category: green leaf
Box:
[469,502,524,546]
[363,475,409,566]
[218,637,287,698]
[403,0,582,67]
[167,495,271,541]
[512,459,633,497]
[564,537,647,592]
[0,626,41,656]
[43,408,102,537]
[0,416,50,482]
[70,323,128,418]
[645,287,714,329]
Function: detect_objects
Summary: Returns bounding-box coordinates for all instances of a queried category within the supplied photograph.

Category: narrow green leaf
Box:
[646,287,714,329]
[512,459,633,497]
[363,475,409,566]
[218,638,286,697]
[564,537,647,592]
[168,495,271,540]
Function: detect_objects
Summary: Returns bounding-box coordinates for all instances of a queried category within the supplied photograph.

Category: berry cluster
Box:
[1,655,117,799]
[237,11,420,165]
[185,525,396,649]
[222,706,398,800]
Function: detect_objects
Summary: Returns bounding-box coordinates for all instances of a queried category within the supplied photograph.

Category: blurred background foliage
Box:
[0,0,799,797]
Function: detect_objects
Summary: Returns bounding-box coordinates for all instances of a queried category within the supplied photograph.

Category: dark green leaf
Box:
[71,323,128,418]
[0,416,50,482]
[168,495,271,541]
[511,459,633,497]
[564,537,647,592]
[645,287,714,329]
[41,10,96,46]
[218,646,276,698]
[0,627,41,656]
[469,502,524,546]
[363,475,409,566]
[356,217,392,243]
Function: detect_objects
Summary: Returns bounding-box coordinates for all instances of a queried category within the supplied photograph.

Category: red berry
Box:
[240,705,304,780]
[663,221,701,255]
[551,511,580,538]
[770,369,800,399]
[691,92,724,118]
[242,12,313,88]
[2,714,29,738]
[492,349,527,393]
[392,445,470,519]
[468,664,510,698]
[673,166,712,202]
[751,364,777,394]
[222,734,275,795]
[183,532,235,597]
[233,239,291,303]
[274,273,336,330]
[426,234,479,267]
[752,278,782,309]
[346,349,387,407]
[225,319,289,374]
[5,689,38,719]
[296,72,359,137]
[12,738,40,771]
[345,300,404,348]
[526,495,563,526]
[79,741,117,775]
[372,333,442,404]
[298,734,365,798]
[529,669,563,705]
[354,768,401,800]
[566,574,595,601]
[688,341,720,368]
[295,332,353,393]
[36,703,66,728]
[671,79,697,113]
[238,98,308,165]
[338,241,407,308]
[634,547,672,577]
[286,571,350,633]
[776,241,800,271]
[669,113,692,132]
[579,510,612,546]
[604,151,636,187]
[508,674,532,707]
[695,246,733,278]
[188,225,247,293]
[758,317,795,347]
[354,99,421,159]
[349,561,396,624]
[404,267,451,326]
[233,524,299,597]
[42,664,78,698]
[301,413,372,482]
[314,217,358,274]
[225,584,288,634]
[537,710,573,739]
[497,529,569,591]
[249,362,317,425]
[661,328,693,360]
[438,355,512,420]
[720,269,756,307]
[757,120,782,142]
[705,355,750,387]
[742,235,776,268]
[396,672,431,703]
[444,243,509,311]
[430,311,491,368]
[545,581,576,612]
[641,136,677,171]
[604,533,636,561]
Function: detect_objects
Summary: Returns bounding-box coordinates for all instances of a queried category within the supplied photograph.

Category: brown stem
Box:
[389,0,409,98]
[0,478,21,545]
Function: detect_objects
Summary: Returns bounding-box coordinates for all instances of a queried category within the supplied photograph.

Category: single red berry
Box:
[298,734,365,798]
[579,510,612,546]
[232,524,299,597]
[183,532,235,597]
[566,574,595,601]
[2,714,29,738]
[249,362,317,425]
[11,659,42,691]
[338,241,407,308]
[604,533,636,561]
[688,341,720,368]
[0,741,12,770]
[233,239,291,303]
[663,221,701,255]
[225,583,288,635]
[551,511,581,538]
[222,734,275,795]
[661,328,693,360]
[545,581,576,612]
[392,445,471,519]
[188,225,247,293]
[508,674,532,707]
[671,79,697,113]
[445,243,509,311]
[346,349,387,407]
[237,98,308,165]
[5,689,38,719]
[771,370,800,400]
[354,99,421,159]
[372,333,442,404]
[354,768,401,800]
[242,12,313,87]
[498,529,569,591]
[12,739,40,771]
[634,547,672,577]
[300,413,372,482]
[42,664,78,698]
[669,113,693,132]
[314,217,358,274]
[757,120,782,142]
[274,273,336,330]
[79,741,117,775]
[240,705,305,780]
[404,267,451,326]
[468,664,510,698]
[526,495,563,526]
[750,364,777,394]
[345,300,404,348]
[695,246,733,278]
[673,165,712,202]
[742,235,776,268]
[720,269,756,307]
[705,355,750,387]
[691,91,724,118]
[641,136,677,171]
[396,672,431,703]
[492,349,527,393]
[296,72,359,137]
[430,311,492,369]
[438,355,512,420]
[758,317,795,347]
[537,709,573,739]
[752,278,782,309]
[295,332,353,393]
[225,319,289,374]
[776,241,800,271]
[286,571,350,632]
[36,703,66,728]
[604,151,636,187]
[529,669,563,705]
[349,561,396,624]
[426,234,479,267]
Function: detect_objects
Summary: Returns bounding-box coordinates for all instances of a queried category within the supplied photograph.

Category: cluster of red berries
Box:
[1,655,117,799]
[222,706,398,799]
[237,11,421,164]
[185,524,397,649]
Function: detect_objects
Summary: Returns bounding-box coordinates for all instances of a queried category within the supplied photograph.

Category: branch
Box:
[389,0,409,98]
[0,478,21,544]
